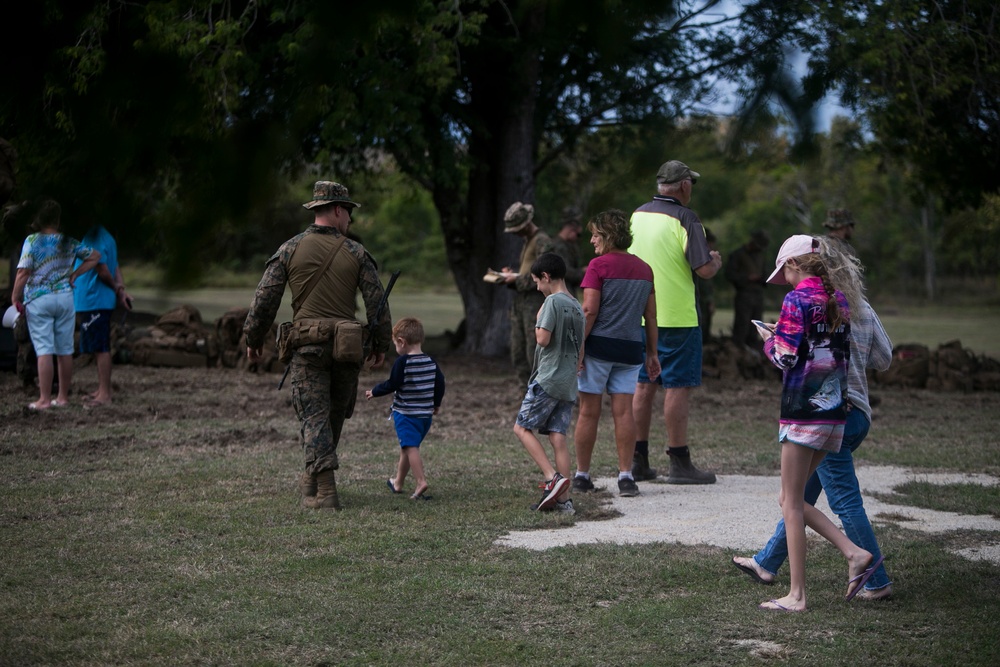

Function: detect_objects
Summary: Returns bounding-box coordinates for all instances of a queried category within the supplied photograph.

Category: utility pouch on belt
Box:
[277,318,363,364]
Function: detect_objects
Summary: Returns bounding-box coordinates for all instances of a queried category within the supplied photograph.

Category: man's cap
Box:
[750,229,770,246]
[503,202,534,233]
[767,234,819,285]
[822,208,855,229]
[656,160,700,184]
[303,181,361,210]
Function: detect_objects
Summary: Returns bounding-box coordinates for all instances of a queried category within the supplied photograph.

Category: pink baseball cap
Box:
[767,235,819,284]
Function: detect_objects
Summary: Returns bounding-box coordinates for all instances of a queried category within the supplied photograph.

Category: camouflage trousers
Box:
[289,343,361,475]
[510,290,545,387]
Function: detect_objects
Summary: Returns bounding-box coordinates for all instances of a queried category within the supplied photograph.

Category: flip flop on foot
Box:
[27,402,52,411]
[386,478,402,494]
[846,555,885,601]
[410,492,432,501]
[51,399,69,408]
[759,599,803,613]
[732,556,775,585]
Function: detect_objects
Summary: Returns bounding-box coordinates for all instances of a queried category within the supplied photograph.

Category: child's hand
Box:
[433,406,440,416]
[365,389,374,400]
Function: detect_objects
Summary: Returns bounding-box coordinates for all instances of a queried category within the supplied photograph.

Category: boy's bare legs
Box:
[390,449,411,493]
[548,431,571,501]
[404,447,428,497]
[514,424,557,480]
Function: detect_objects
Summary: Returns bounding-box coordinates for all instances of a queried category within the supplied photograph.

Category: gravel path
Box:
[496,465,1000,566]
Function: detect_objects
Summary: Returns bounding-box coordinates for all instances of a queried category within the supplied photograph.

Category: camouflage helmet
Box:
[503,202,534,233]
[823,208,855,230]
[303,181,361,210]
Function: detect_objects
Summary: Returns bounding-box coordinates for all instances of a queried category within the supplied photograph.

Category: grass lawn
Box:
[2,351,999,665]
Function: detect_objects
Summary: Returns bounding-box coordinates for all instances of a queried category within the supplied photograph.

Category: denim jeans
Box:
[754,408,891,590]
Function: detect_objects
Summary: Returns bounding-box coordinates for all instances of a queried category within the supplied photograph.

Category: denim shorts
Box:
[78,310,112,354]
[393,412,433,448]
[637,326,702,388]
[578,355,641,395]
[515,381,574,435]
[26,291,76,356]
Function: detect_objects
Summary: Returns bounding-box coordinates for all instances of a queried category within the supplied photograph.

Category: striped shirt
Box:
[370,353,445,417]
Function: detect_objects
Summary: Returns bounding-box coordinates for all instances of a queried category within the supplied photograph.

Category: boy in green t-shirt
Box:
[513,252,585,512]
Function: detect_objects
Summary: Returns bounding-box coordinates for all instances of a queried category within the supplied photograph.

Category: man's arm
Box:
[643,291,661,380]
[694,250,722,280]
[244,256,287,360]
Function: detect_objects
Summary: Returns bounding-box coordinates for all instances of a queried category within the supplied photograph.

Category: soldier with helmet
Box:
[244,181,392,510]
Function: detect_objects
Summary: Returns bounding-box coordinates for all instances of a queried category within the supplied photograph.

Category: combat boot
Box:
[299,470,317,506]
[631,452,658,481]
[305,470,341,510]
[666,450,716,485]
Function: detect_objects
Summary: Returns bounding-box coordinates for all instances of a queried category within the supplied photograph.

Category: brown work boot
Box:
[631,452,658,481]
[299,470,317,506]
[305,470,341,510]
[666,451,716,485]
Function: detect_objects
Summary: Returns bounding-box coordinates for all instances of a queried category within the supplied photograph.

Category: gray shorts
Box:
[515,380,574,435]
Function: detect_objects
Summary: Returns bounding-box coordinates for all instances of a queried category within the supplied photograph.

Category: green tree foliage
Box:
[798,0,1000,210]
[0,0,811,355]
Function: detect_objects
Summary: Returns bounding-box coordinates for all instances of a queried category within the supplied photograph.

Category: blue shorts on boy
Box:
[516,380,574,435]
[577,356,641,395]
[79,310,112,354]
[393,412,433,448]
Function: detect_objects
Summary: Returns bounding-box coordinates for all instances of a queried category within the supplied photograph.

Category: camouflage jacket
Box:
[513,230,554,293]
[243,225,392,354]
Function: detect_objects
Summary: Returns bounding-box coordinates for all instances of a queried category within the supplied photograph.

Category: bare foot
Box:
[84,396,111,408]
[732,556,776,584]
[759,594,806,612]
[846,550,875,599]
[758,597,806,612]
[28,401,53,411]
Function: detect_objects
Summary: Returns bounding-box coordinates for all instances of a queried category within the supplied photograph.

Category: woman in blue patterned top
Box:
[12,200,100,410]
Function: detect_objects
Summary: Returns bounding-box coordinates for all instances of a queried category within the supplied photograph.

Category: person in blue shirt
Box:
[74,224,133,406]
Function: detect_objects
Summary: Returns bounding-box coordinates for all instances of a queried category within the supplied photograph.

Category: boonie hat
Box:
[503,202,534,233]
[823,208,855,230]
[303,181,361,210]
[656,160,700,184]
[767,234,819,285]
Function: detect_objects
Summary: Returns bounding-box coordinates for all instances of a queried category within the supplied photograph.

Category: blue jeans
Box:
[754,408,891,591]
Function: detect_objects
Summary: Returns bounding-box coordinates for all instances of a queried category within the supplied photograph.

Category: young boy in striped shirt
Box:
[366,317,446,500]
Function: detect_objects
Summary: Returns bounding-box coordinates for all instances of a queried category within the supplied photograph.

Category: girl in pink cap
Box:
[755,235,881,612]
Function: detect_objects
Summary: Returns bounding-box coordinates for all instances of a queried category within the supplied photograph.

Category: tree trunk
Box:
[921,196,936,301]
[439,5,544,358]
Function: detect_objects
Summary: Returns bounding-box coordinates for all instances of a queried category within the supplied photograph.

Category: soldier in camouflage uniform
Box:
[824,208,856,244]
[499,202,554,387]
[549,207,587,297]
[244,181,392,510]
